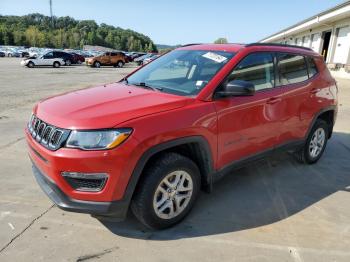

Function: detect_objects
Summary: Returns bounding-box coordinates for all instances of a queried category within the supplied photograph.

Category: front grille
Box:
[61,172,108,192]
[28,114,70,150]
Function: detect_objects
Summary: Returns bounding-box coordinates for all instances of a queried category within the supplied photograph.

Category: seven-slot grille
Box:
[28,115,69,150]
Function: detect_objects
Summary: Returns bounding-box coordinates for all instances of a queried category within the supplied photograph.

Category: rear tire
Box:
[131,153,201,230]
[65,59,72,66]
[294,119,328,164]
[53,61,60,68]
[117,60,124,68]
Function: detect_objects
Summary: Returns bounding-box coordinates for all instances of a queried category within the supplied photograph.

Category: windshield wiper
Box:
[132,82,163,92]
[120,77,129,84]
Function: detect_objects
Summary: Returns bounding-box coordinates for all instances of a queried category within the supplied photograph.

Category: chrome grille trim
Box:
[28,115,70,151]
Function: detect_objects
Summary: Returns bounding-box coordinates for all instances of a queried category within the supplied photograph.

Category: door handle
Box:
[310,88,321,94]
[266,97,282,104]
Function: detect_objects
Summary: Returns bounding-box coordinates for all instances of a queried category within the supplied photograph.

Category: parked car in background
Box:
[19,51,30,58]
[86,51,126,68]
[123,52,133,63]
[131,52,146,59]
[69,52,85,64]
[52,51,75,65]
[3,48,21,57]
[134,53,159,66]
[0,51,5,57]
[20,51,64,68]
[142,54,160,65]
[75,50,93,58]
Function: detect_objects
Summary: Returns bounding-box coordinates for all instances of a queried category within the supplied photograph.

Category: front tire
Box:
[94,61,101,68]
[295,119,328,164]
[65,59,72,66]
[131,153,201,230]
[27,61,34,68]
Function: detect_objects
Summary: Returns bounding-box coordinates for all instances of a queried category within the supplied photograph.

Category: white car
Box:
[20,51,64,68]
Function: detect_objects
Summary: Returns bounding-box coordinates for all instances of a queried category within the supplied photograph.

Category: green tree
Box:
[0,13,158,52]
[214,37,228,44]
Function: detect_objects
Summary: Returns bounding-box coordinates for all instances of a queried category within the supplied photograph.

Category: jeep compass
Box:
[26,43,338,229]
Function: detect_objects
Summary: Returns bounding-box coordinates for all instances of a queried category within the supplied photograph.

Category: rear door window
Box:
[277,53,308,85]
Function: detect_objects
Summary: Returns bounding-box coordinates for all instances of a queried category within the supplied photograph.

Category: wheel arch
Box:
[306,106,337,139]
[123,136,215,204]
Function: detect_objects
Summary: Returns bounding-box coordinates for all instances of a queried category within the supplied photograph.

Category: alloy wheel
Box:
[153,170,193,219]
[309,127,326,158]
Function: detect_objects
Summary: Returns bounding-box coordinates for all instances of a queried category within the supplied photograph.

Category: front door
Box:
[101,52,111,65]
[215,52,285,168]
[42,52,54,66]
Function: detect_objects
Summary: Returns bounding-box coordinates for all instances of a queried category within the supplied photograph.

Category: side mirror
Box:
[216,80,255,97]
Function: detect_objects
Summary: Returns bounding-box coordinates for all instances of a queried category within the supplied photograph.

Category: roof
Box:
[260,1,350,43]
[176,43,319,56]
[178,43,244,53]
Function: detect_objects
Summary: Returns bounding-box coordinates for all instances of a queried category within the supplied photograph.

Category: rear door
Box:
[215,52,287,168]
[274,53,312,144]
[110,52,117,64]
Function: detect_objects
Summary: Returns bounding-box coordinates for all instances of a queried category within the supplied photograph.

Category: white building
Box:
[260,1,350,78]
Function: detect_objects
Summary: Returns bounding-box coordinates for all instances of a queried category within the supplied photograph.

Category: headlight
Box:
[66,129,132,150]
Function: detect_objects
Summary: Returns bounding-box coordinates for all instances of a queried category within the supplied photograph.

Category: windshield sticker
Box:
[196,80,204,86]
[202,52,227,63]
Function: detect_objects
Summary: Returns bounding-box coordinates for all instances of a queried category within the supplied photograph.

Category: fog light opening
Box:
[61,172,108,192]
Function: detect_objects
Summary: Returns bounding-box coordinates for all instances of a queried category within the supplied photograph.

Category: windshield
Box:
[126,50,235,96]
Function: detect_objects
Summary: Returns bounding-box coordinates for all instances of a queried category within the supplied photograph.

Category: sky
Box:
[0,0,346,45]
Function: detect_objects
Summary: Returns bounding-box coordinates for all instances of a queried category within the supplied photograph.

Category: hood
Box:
[34,83,191,129]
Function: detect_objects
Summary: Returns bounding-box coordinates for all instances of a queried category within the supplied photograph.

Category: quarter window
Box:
[277,54,308,85]
[228,52,275,91]
[306,57,318,78]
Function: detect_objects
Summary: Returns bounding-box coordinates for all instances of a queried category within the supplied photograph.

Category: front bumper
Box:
[25,127,140,202]
[32,162,129,220]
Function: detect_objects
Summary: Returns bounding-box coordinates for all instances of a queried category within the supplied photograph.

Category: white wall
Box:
[269,17,350,65]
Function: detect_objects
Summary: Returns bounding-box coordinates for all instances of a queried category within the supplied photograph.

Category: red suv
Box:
[26,43,338,229]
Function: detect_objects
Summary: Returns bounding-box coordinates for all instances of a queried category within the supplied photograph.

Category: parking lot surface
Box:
[0,58,349,261]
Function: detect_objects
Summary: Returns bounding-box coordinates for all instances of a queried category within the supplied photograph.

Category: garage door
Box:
[310,33,321,53]
[296,38,303,46]
[333,26,350,64]
[303,35,311,47]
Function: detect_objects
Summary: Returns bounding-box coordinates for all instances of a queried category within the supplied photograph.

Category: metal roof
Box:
[260,1,350,42]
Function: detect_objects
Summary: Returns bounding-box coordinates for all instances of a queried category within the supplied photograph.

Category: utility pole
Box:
[49,0,53,26]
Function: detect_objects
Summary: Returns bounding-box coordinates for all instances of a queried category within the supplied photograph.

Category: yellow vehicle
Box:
[86,51,126,68]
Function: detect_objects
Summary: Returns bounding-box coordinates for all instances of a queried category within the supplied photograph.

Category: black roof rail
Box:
[181,43,203,47]
[247,43,313,51]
